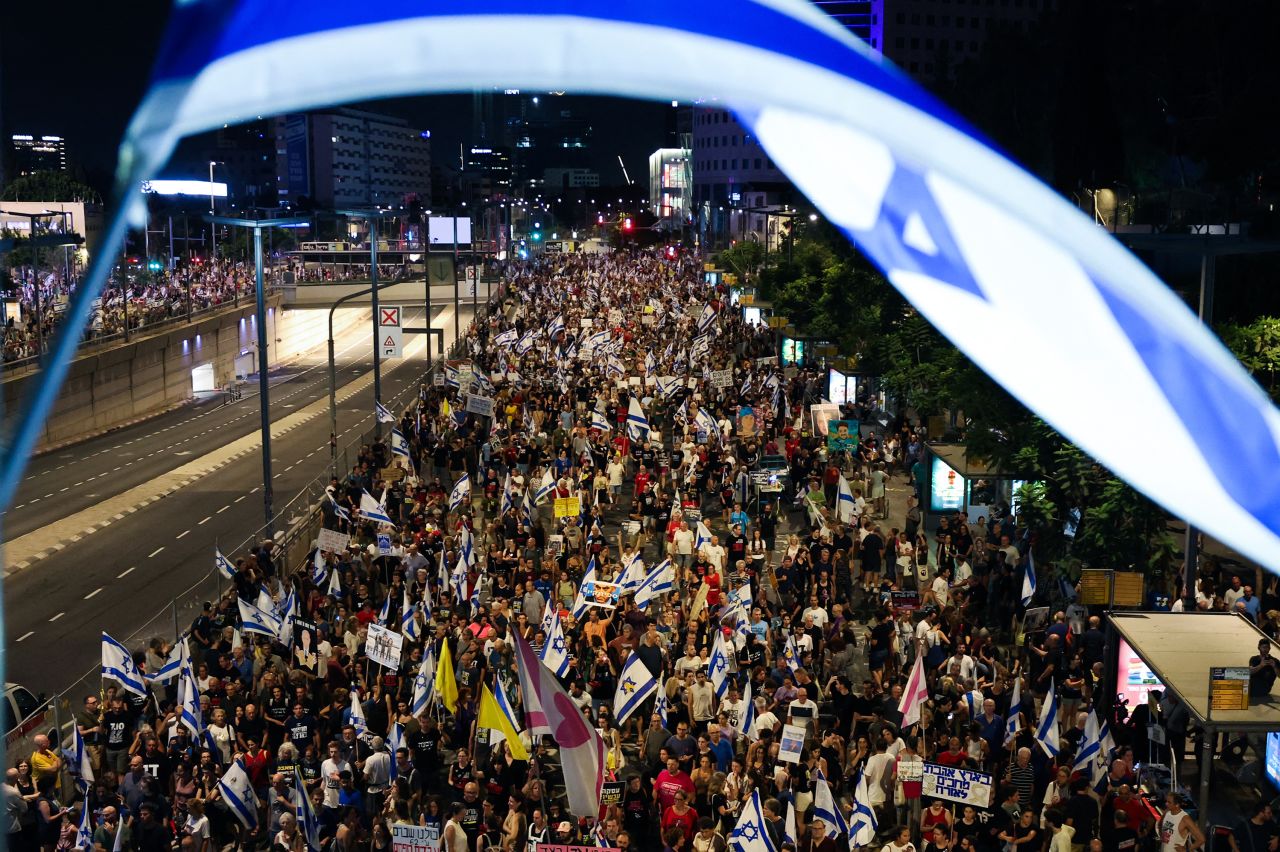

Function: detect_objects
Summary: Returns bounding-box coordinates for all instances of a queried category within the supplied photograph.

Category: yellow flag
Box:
[435,645,459,713]
[478,684,529,760]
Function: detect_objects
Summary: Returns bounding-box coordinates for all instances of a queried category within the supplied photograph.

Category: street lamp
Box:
[205,213,308,535]
[335,209,399,439]
[208,161,223,263]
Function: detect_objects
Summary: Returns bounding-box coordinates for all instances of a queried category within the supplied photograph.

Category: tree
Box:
[1,171,100,203]
[1219,317,1280,400]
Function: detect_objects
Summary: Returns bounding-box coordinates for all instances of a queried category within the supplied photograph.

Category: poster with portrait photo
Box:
[826,419,860,452]
[292,619,320,676]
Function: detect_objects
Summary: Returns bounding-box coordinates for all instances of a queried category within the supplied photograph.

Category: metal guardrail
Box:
[30,278,511,764]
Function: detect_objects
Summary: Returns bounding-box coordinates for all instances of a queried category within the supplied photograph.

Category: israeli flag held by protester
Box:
[515,330,538,356]
[400,589,420,642]
[500,472,515,517]
[1005,674,1023,746]
[783,801,798,848]
[635,558,674,610]
[375,400,396,424]
[215,547,237,581]
[655,692,670,729]
[849,771,879,847]
[295,765,322,851]
[1073,706,1107,785]
[327,492,351,524]
[176,640,203,737]
[7,0,1280,585]
[694,521,713,552]
[147,640,184,684]
[411,649,436,715]
[101,632,147,697]
[709,629,732,699]
[534,468,556,505]
[626,397,650,441]
[494,328,519,347]
[782,634,802,673]
[449,474,471,512]
[377,592,392,627]
[656,375,679,398]
[836,474,857,524]
[277,589,297,647]
[75,796,95,851]
[388,721,405,778]
[1021,549,1037,606]
[591,407,612,433]
[618,552,646,596]
[359,490,393,525]
[69,724,94,787]
[218,761,259,830]
[327,564,343,598]
[539,609,571,677]
[729,790,778,852]
[546,315,565,340]
[813,769,850,840]
[738,680,757,741]
[390,428,410,460]
[697,303,717,334]
[238,597,282,638]
[571,559,600,619]
[613,652,659,724]
[1034,678,1060,758]
[349,690,370,741]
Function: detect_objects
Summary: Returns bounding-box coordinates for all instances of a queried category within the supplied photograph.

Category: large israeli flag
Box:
[634,558,674,610]
[613,652,659,724]
[539,609,571,678]
[729,790,778,852]
[217,761,259,830]
[708,629,732,700]
[813,769,850,840]
[101,632,147,697]
[449,474,471,512]
[215,548,237,581]
[625,398,650,442]
[1034,677,1061,758]
[176,640,203,737]
[411,648,435,716]
[359,490,393,525]
[237,597,283,638]
[146,639,184,684]
[2,0,1275,582]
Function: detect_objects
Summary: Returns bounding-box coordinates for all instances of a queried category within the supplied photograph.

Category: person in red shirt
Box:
[654,758,696,810]
[634,467,651,496]
[935,736,969,767]
[660,791,698,847]
[240,737,271,793]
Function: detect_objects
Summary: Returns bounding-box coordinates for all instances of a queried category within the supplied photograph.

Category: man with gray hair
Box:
[4,768,27,850]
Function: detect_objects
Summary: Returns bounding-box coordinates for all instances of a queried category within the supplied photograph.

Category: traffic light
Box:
[665,246,677,259]
[147,259,163,272]
[531,230,542,242]
[623,217,634,232]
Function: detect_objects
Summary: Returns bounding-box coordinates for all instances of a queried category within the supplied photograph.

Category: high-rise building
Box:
[869,0,1054,81]
[462,146,513,203]
[274,108,431,208]
[690,105,794,248]
[812,1,875,44]
[9,134,67,176]
[648,148,691,232]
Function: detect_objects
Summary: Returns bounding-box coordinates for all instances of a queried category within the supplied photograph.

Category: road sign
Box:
[380,305,403,358]
[1209,667,1250,711]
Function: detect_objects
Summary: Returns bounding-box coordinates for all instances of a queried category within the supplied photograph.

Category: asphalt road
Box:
[3,304,468,696]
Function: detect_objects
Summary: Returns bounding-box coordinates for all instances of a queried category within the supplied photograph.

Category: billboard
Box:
[827,368,858,406]
[1114,636,1163,711]
[428,216,473,246]
[284,114,310,198]
[930,455,964,512]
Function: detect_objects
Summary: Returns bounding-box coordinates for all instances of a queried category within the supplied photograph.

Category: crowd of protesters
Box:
[12,248,1266,852]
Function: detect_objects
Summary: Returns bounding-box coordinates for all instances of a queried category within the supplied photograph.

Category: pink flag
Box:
[512,632,605,817]
[898,654,930,728]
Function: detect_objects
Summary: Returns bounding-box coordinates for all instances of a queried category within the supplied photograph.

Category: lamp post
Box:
[205,214,308,535]
[336,208,399,439]
[208,161,222,264]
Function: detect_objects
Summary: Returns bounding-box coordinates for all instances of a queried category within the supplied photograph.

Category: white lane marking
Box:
[16,631,34,642]
[117,566,136,578]
[217,505,230,514]
[198,517,211,525]
[176,530,190,539]
[148,547,165,558]
[84,588,103,600]
[234,495,246,503]
[48,612,64,622]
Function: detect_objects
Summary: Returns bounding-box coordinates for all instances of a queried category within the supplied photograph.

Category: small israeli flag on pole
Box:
[375,400,396,423]
[101,632,147,697]
[215,547,237,580]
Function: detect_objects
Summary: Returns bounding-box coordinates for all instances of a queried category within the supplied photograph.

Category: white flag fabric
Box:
[571,561,599,620]
[101,632,147,697]
[1034,678,1061,758]
[69,724,94,787]
[390,428,410,460]
[783,800,798,848]
[849,771,879,847]
[709,629,732,699]
[813,769,850,839]
[512,632,604,817]
[176,639,203,737]
[534,468,555,505]
[634,558,674,610]
[626,397,650,441]
[613,652,659,724]
[1021,549,1037,606]
[375,400,396,423]
[411,648,435,716]
[737,680,757,741]
[237,597,282,638]
[1073,706,1106,785]
[1005,675,1023,746]
[359,489,393,525]
[350,690,370,741]
[618,552,647,596]
[836,474,856,524]
[729,790,778,852]
[217,761,259,830]
[898,654,930,728]
[449,474,471,511]
[146,640,183,684]
[215,548,236,580]
[538,609,571,678]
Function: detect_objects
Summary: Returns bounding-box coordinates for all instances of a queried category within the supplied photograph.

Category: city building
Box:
[870,0,1055,81]
[690,105,793,248]
[812,0,875,43]
[462,146,513,203]
[274,108,431,209]
[9,135,68,177]
[647,148,691,233]
[0,201,104,256]
[544,168,600,190]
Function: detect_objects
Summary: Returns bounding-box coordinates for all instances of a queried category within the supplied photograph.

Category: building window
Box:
[896,11,905,22]
[754,158,762,169]
[731,159,738,170]
[896,36,905,47]
[911,37,919,48]
[926,38,934,49]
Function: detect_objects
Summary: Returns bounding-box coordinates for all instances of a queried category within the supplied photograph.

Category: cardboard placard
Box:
[465,394,495,417]
[778,724,807,763]
[392,822,439,852]
[921,763,993,808]
[317,528,350,553]
[710,369,733,389]
[554,496,582,518]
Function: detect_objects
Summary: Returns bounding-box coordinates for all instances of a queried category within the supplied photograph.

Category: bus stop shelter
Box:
[1108,612,1280,817]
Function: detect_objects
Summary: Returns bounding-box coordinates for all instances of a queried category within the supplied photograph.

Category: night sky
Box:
[0,2,670,192]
